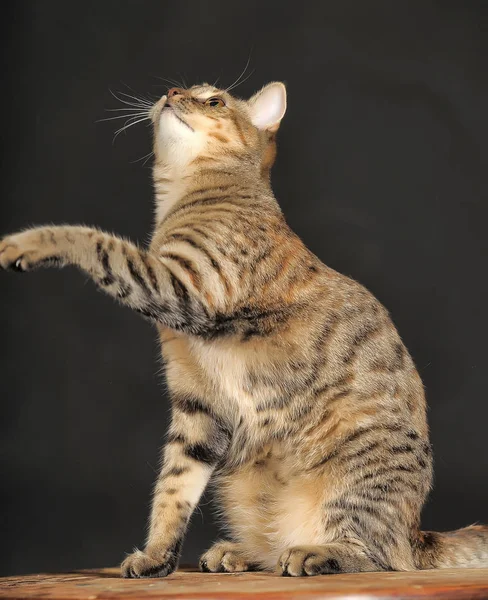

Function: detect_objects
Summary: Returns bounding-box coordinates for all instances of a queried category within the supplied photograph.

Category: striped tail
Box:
[414,525,488,569]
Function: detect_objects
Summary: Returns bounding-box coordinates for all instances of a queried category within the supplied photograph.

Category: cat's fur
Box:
[1,82,487,578]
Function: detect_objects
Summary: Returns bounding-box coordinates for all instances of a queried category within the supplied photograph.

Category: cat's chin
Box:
[155,115,205,168]
[160,106,194,134]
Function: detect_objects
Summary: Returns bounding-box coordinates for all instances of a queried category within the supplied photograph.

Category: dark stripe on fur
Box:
[127,257,151,295]
[184,442,221,465]
[161,253,201,290]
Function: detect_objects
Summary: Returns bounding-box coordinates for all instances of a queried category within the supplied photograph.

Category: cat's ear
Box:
[247,82,287,132]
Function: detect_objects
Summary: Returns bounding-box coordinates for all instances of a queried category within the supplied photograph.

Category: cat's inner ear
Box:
[247,82,287,132]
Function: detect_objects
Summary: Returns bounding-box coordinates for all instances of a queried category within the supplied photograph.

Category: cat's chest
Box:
[160,329,292,463]
[160,328,273,407]
[188,337,254,402]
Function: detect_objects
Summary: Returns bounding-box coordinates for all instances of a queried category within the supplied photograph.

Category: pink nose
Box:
[168,87,184,98]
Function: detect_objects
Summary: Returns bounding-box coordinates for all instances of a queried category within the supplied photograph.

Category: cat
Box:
[1,81,487,578]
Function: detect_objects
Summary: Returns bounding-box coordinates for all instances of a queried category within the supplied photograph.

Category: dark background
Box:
[1,0,487,576]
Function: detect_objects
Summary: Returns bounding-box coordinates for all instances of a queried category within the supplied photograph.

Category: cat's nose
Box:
[168,87,184,98]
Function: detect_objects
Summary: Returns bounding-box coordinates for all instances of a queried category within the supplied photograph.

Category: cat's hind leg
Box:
[199,541,258,573]
[278,542,383,577]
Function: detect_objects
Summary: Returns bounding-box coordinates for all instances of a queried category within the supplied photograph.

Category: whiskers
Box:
[225,50,255,94]
[154,75,188,90]
[130,150,154,167]
[98,89,154,143]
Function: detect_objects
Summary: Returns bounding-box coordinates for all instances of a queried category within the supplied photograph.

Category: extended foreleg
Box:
[0,225,210,333]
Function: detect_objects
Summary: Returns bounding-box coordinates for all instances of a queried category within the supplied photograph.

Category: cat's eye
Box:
[205,97,225,108]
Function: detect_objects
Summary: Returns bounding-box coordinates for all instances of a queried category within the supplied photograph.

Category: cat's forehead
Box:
[189,83,230,100]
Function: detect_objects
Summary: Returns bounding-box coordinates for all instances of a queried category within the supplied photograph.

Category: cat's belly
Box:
[215,447,330,569]
[161,329,332,566]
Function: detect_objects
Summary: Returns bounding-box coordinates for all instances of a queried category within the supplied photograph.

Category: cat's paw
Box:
[278,546,343,577]
[0,230,61,272]
[199,541,255,573]
[121,547,179,579]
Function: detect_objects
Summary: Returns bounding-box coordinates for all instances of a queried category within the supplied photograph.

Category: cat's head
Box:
[150,82,287,177]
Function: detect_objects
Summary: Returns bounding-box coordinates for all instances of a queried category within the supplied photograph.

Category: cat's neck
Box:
[152,157,271,226]
[152,161,191,225]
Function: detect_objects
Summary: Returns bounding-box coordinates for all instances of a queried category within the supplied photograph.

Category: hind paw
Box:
[199,541,255,573]
[278,546,345,577]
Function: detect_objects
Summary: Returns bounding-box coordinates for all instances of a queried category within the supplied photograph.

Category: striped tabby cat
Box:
[1,82,487,578]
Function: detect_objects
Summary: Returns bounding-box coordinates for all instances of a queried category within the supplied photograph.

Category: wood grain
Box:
[1,567,488,599]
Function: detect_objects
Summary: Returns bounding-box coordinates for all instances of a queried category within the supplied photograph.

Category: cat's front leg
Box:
[0,227,68,272]
[0,225,151,306]
[0,225,214,334]
[122,395,232,578]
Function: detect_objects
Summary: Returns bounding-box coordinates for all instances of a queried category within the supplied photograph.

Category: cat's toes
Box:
[278,547,342,577]
[221,551,253,573]
[278,547,309,577]
[0,230,63,272]
[121,549,178,579]
[302,554,342,576]
[0,240,27,272]
[0,233,41,272]
[199,543,253,573]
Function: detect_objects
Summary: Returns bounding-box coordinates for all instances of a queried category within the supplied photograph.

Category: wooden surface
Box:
[1,567,488,600]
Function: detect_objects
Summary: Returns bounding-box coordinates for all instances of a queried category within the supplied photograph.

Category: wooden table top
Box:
[1,567,488,599]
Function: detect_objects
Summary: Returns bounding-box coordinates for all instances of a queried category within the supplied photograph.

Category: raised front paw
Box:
[121,545,180,579]
[0,229,62,272]
[199,541,255,573]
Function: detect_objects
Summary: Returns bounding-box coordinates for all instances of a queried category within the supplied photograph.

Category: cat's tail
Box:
[413,525,488,569]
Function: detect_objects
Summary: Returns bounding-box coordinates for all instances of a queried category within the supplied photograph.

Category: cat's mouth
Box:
[163,104,194,132]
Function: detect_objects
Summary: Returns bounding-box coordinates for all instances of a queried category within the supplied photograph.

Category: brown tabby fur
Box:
[1,81,486,578]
